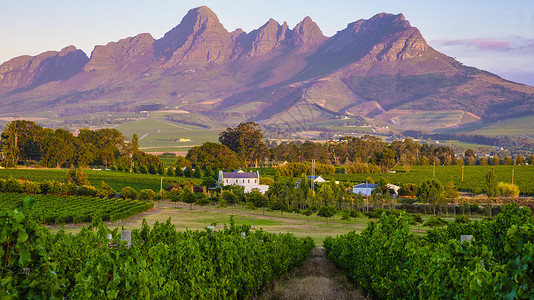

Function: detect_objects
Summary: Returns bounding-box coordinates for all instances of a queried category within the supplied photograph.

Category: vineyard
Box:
[0,203,315,299]
[326,165,534,195]
[324,203,534,298]
[0,192,154,224]
[0,168,200,192]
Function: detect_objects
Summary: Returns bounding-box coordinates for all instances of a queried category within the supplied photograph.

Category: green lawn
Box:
[51,201,482,245]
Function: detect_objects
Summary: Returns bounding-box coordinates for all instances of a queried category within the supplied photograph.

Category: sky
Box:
[1,0,534,85]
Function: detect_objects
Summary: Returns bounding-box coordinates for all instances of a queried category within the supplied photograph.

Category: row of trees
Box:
[0,120,166,171]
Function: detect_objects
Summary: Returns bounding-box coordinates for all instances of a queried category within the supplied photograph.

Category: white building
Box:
[352,183,400,196]
[352,183,376,196]
[218,170,269,194]
[295,175,326,188]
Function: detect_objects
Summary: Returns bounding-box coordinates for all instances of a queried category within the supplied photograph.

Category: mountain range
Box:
[1,6,533,132]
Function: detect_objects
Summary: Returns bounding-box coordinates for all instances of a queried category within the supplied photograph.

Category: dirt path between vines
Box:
[253,247,367,300]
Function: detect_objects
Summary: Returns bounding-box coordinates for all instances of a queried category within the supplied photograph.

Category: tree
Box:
[317,206,337,222]
[444,181,460,199]
[246,190,269,215]
[97,181,116,198]
[219,122,269,167]
[175,165,184,177]
[131,133,139,154]
[120,187,138,199]
[497,182,519,198]
[184,166,193,177]
[40,129,76,168]
[417,179,444,215]
[157,162,165,175]
[195,193,210,207]
[186,142,241,170]
[398,183,418,197]
[193,168,203,178]
[181,188,196,210]
[139,189,156,200]
[1,120,43,166]
[166,167,174,177]
[201,177,217,188]
[486,168,498,198]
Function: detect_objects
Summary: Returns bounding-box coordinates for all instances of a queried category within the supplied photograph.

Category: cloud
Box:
[466,39,511,51]
[431,38,513,51]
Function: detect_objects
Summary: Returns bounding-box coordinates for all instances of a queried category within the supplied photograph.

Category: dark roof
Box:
[353,183,376,188]
[222,172,258,179]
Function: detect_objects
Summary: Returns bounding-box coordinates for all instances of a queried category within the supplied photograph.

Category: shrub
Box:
[77,185,98,197]
[1,177,24,193]
[139,189,156,201]
[423,216,448,227]
[23,180,41,194]
[121,186,139,199]
[497,182,519,197]
[97,181,116,198]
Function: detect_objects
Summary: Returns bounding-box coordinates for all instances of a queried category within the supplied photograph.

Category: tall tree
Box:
[486,168,498,198]
[40,128,76,168]
[219,122,269,167]
[417,178,444,215]
[1,120,43,165]
[186,142,240,170]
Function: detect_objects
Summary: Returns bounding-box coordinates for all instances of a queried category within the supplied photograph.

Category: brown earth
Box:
[253,247,367,300]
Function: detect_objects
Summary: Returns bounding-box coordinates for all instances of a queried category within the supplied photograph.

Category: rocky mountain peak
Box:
[154,6,232,66]
[291,16,327,47]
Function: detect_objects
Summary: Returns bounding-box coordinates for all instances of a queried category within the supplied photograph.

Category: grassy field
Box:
[113,118,220,152]
[0,169,200,192]
[391,111,465,130]
[471,115,534,138]
[54,201,456,245]
[431,140,493,152]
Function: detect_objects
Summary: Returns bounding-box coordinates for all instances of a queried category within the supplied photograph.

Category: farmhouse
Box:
[218,170,269,194]
[352,183,400,196]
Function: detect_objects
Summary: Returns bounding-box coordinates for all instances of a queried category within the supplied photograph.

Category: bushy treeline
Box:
[0,167,160,201]
[324,203,534,299]
[0,120,168,172]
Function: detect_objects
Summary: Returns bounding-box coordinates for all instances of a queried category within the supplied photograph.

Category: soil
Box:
[253,247,367,300]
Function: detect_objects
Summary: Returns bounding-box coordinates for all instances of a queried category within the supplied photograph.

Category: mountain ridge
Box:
[0,6,533,131]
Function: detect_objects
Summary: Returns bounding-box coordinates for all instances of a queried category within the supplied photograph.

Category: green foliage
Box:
[186,142,241,170]
[423,216,449,227]
[486,168,498,197]
[444,181,460,199]
[246,190,269,209]
[139,189,156,201]
[317,206,337,219]
[345,162,383,174]
[497,182,519,197]
[96,181,115,198]
[0,192,153,224]
[120,186,138,200]
[201,176,217,188]
[219,122,269,167]
[1,209,315,298]
[398,183,418,197]
[416,178,444,214]
[76,185,98,197]
[324,204,534,299]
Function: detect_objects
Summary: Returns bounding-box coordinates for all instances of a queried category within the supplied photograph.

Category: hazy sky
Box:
[2,0,534,85]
